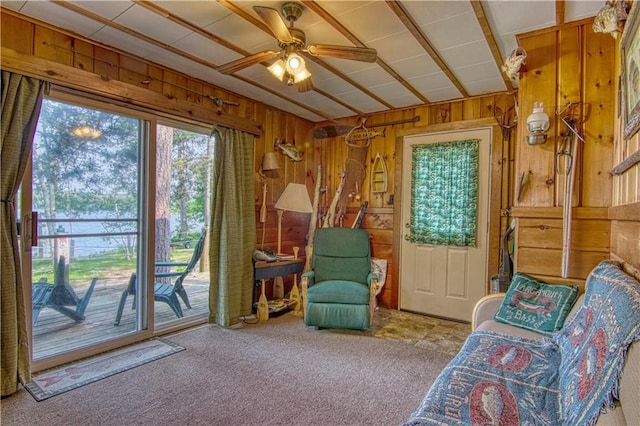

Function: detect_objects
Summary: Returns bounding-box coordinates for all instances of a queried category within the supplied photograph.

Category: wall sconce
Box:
[261,152,279,174]
[526,102,550,145]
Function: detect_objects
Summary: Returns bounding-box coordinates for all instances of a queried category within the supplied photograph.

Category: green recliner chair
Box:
[301,228,379,330]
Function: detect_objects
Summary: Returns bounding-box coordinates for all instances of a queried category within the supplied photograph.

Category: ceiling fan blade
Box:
[253,6,293,43]
[217,50,280,75]
[305,45,377,63]
[296,77,313,93]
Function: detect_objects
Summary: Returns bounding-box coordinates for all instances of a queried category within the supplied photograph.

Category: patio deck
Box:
[32,271,212,359]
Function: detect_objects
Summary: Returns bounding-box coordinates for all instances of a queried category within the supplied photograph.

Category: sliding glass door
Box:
[22,93,149,361]
[153,121,211,327]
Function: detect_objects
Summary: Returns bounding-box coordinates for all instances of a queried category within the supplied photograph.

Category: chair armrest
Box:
[155,262,189,268]
[367,272,378,287]
[155,271,183,278]
[471,293,505,331]
[301,271,315,287]
[300,271,315,322]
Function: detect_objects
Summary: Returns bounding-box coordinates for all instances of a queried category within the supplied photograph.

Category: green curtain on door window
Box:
[409,139,479,247]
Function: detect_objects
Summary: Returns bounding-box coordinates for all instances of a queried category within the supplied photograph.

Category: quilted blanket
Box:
[404,261,640,426]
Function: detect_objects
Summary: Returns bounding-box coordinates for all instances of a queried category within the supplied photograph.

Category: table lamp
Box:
[274,183,313,255]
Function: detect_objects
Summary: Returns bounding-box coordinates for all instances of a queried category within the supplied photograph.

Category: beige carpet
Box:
[1,312,458,426]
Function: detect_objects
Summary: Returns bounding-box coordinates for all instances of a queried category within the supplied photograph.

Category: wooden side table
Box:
[253,259,304,316]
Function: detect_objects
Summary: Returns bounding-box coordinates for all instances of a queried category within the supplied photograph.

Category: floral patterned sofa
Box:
[404,260,640,425]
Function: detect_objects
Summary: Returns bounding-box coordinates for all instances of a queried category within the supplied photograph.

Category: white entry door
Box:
[399,128,491,322]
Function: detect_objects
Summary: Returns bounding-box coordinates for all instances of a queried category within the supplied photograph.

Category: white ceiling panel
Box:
[422,84,465,103]
[455,61,503,84]
[336,1,408,43]
[348,66,404,88]
[69,0,133,21]
[390,54,443,81]
[1,1,27,11]
[5,0,604,122]
[303,20,354,47]
[158,1,231,28]
[204,13,273,52]
[314,1,374,17]
[91,26,160,59]
[366,81,423,107]
[566,0,605,21]
[172,33,240,67]
[464,78,507,96]
[409,71,458,93]
[369,32,426,64]
[420,11,484,51]
[114,4,192,45]
[18,1,106,37]
[403,1,473,25]
[484,2,556,37]
[440,40,494,71]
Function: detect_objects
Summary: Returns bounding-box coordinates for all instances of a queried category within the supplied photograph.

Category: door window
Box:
[409,139,479,247]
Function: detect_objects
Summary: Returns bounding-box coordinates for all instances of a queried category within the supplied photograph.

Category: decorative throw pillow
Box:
[494,272,579,336]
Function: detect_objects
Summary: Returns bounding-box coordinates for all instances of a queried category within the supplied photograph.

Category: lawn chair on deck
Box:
[113,232,206,325]
[32,256,98,324]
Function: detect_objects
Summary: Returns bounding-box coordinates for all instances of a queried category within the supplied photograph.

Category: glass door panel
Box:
[28,97,145,359]
[154,122,211,326]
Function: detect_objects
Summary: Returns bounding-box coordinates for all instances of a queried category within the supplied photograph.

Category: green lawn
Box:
[32,247,193,284]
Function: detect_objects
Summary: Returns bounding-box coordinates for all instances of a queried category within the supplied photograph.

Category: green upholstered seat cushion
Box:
[306,280,370,305]
[494,272,579,336]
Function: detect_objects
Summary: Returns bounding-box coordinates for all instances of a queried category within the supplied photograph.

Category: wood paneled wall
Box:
[610,7,640,279]
[511,19,619,288]
[311,96,516,308]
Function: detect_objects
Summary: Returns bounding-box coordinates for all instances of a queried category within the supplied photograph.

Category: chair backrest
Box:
[174,231,206,288]
[54,255,67,285]
[51,256,79,305]
[187,231,206,271]
[312,228,371,284]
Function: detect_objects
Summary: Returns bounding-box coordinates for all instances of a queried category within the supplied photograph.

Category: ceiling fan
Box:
[216,2,377,93]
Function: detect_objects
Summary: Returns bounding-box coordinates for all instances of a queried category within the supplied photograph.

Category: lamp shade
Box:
[274,183,313,213]
[261,152,279,172]
[268,59,286,81]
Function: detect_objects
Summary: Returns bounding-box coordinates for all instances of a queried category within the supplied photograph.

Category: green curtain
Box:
[1,71,49,396]
[409,138,479,247]
[208,126,256,326]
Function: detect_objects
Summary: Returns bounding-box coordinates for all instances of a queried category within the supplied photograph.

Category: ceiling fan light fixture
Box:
[285,53,305,74]
[268,59,286,81]
[293,68,311,83]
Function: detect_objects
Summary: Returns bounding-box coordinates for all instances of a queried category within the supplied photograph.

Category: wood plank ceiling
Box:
[2,0,603,122]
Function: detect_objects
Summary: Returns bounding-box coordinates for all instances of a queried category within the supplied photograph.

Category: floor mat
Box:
[25,337,184,401]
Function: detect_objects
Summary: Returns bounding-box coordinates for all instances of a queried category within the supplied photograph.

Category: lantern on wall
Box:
[525,102,550,145]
